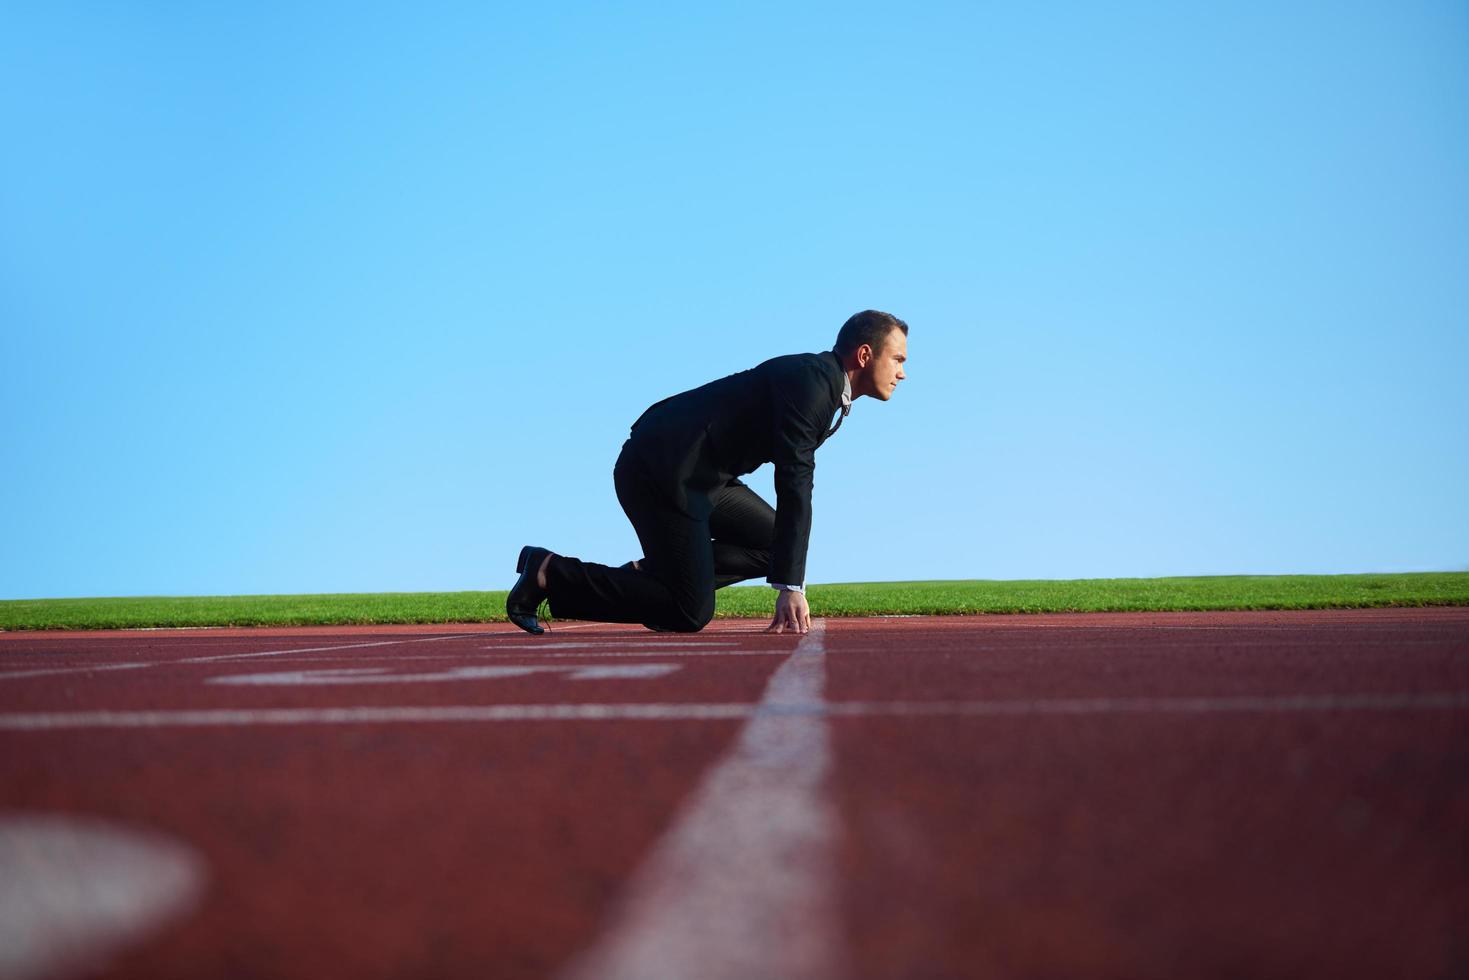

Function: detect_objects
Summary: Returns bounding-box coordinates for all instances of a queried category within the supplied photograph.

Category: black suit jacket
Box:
[624,350,847,586]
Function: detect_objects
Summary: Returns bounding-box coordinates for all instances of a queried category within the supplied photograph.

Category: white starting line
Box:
[559,619,845,980]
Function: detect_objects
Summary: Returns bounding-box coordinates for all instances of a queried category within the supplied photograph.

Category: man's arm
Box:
[766,360,833,589]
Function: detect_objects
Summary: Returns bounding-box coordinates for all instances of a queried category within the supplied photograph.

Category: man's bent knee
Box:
[650,596,715,633]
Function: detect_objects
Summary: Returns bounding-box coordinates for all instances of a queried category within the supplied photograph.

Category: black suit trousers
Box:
[543,442,776,632]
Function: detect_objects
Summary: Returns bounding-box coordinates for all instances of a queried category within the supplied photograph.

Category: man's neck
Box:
[833,349,862,400]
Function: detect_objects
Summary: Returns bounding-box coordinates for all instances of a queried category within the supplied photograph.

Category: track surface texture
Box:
[2,609,1466,979]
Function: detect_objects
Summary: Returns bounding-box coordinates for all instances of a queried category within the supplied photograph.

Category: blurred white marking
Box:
[482,641,740,649]
[228,650,782,663]
[207,664,680,685]
[482,649,785,659]
[560,620,845,980]
[2,691,1465,732]
[180,633,475,664]
[0,635,486,682]
[0,813,206,980]
[0,704,754,729]
[0,663,156,681]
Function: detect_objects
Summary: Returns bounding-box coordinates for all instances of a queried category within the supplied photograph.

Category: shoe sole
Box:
[515,546,530,574]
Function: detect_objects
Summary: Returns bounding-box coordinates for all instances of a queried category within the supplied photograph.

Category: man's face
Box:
[863,327,908,400]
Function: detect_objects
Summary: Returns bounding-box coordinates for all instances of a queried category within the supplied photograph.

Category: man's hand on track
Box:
[766,590,811,634]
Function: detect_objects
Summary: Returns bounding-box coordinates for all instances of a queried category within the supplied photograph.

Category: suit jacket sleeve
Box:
[767,359,832,585]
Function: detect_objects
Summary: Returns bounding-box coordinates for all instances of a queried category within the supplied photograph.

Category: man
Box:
[506,309,908,635]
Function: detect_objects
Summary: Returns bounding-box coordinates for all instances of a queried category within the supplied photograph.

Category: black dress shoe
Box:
[506,545,553,635]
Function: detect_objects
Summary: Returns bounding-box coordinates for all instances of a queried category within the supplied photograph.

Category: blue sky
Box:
[3,2,1466,599]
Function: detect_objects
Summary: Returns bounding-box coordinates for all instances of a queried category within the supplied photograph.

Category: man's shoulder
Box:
[635,351,839,429]
[755,350,843,379]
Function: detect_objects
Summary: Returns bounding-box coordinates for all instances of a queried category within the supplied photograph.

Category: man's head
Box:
[834,309,908,401]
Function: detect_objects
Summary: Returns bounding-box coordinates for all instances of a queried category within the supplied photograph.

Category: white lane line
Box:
[199,652,787,667]
[0,704,756,729]
[949,622,1457,631]
[815,640,1461,656]
[186,627,722,663]
[559,620,845,980]
[0,636,759,681]
[505,649,787,659]
[474,649,782,659]
[0,634,486,681]
[851,691,1469,716]
[0,813,206,980]
[206,664,682,685]
[3,691,1466,732]
[178,633,479,664]
[0,663,157,681]
[482,642,742,649]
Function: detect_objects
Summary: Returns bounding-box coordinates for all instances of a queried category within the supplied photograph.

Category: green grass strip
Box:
[2,572,1466,631]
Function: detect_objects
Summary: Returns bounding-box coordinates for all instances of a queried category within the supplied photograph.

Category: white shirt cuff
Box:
[769,583,805,593]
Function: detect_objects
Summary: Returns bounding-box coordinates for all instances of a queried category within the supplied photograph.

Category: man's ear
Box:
[858,343,873,367]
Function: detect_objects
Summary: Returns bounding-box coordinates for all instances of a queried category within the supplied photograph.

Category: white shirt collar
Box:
[827,372,853,438]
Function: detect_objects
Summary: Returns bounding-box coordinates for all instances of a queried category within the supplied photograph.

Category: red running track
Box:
[1,608,1466,979]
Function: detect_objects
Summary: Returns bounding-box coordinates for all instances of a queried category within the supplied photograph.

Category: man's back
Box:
[625,350,845,505]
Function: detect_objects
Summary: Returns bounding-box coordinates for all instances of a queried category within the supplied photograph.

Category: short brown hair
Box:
[834,310,908,358]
